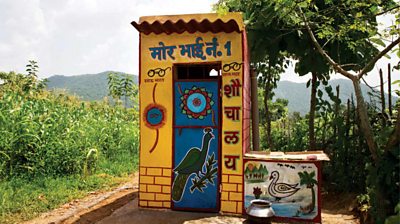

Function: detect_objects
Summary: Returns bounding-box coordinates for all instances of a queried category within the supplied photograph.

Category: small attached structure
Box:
[132,13,328,223]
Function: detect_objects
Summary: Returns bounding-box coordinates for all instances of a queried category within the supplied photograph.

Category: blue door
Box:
[172,81,219,211]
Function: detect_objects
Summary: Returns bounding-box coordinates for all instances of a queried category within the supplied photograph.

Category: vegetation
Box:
[216,0,399,223]
[0,62,139,223]
[46,71,138,102]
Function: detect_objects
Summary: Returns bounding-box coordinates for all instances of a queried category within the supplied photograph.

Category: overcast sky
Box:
[0,0,398,91]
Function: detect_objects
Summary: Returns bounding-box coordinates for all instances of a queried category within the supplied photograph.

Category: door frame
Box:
[171,64,222,212]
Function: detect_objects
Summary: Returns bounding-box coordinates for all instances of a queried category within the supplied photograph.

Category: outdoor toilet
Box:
[132,13,329,223]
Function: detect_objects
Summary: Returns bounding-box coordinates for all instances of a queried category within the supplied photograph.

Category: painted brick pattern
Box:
[220,174,243,214]
[139,166,172,208]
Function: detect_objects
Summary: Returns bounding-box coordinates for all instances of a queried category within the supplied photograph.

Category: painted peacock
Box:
[172,127,214,202]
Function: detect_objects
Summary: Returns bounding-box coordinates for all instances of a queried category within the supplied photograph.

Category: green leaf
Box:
[318,89,323,98]
[306,79,311,88]
[370,38,386,47]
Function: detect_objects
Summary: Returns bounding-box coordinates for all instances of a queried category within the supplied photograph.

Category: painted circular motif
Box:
[187,93,206,113]
[180,86,214,119]
[144,104,166,129]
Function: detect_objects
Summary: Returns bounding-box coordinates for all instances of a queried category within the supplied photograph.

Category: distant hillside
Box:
[275,79,397,114]
[46,71,138,101]
[46,72,396,114]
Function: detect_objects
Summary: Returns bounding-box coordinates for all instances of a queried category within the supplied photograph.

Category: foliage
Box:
[0,69,139,179]
[46,71,138,103]
[385,202,400,224]
[190,154,218,193]
[107,72,138,108]
[217,0,399,222]
[0,65,139,223]
[298,171,318,188]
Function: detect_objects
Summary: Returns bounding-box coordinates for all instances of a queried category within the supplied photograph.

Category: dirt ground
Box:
[25,173,360,224]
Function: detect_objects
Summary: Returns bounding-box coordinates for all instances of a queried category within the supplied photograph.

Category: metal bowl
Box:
[246,199,275,224]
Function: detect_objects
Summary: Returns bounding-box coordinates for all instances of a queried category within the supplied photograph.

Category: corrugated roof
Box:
[131,13,244,35]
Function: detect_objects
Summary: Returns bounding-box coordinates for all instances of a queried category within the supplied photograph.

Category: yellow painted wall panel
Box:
[237,202,243,213]
[221,201,237,213]
[147,168,162,176]
[140,167,146,175]
[162,186,171,194]
[221,191,229,200]
[229,175,242,184]
[162,168,172,177]
[140,176,154,184]
[148,201,163,207]
[140,192,155,201]
[147,185,162,193]
[139,200,148,207]
[155,193,170,201]
[139,184,147,192]
[163,201,171,208]
[222,183,237,192]
[155,177,171,185]
[229,192,242,201]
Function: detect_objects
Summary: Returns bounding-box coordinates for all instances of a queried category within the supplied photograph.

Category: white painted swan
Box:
[268,171,300,202]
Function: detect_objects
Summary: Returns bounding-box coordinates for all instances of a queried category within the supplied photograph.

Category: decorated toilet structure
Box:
[132,13,329,223]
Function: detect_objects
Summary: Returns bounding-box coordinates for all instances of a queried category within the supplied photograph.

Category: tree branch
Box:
[361,77,382,93]
[299,7,356,80]
[376,5,400,16]
[385,104,400,151]
[358,37,400,79]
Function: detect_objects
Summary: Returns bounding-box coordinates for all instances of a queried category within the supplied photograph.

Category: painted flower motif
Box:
[180,86,214,119]
[253,186,262,199]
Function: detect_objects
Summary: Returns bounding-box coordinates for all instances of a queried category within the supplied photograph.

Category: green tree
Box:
[298,171,318,213]
[255,60,285,150]
[107,73,137,108]
[216,0,400,221]
[120,74,134,108]
[107,72,122,105]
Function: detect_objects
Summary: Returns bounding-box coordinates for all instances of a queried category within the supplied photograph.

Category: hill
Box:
[46,72,396,114]
[46,71,138,101]
[275,79,397,114]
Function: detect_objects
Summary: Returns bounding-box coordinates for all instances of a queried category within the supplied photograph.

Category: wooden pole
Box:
[379,69,385,115]
[388,63,392,117]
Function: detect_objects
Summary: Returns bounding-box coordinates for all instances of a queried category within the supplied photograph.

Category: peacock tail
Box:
[172,173,190,202]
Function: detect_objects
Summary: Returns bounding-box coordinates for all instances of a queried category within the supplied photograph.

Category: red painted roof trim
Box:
[131,18,241,34]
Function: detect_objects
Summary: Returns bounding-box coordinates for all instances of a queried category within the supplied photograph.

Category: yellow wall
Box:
[139,31,244,213]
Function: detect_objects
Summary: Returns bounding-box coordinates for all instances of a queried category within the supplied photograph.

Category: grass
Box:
[0,152,138,224]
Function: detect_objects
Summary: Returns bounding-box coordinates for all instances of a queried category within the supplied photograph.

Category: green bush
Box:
[0,71,138,179]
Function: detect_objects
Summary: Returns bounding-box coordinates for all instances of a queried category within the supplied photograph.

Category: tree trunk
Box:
[352,78,378,162]
[386,104,400,151]
[264,79,273,150]
[251,69,260,151]
[333,85,340,138]
[309,72,317,150]
[311,186,316,212]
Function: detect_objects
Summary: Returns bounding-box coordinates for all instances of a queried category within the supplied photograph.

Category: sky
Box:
[0,0,398,92]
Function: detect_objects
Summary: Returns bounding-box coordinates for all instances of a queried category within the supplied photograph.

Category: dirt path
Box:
[25,173,359,224]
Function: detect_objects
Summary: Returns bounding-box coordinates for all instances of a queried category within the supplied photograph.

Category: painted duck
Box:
[268,171,300,202]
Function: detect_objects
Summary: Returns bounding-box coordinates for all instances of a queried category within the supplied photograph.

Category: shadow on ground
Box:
[92,197,247,224]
